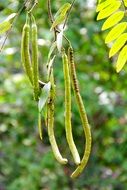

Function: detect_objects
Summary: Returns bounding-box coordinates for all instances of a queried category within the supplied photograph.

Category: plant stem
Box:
[47,0,57,40]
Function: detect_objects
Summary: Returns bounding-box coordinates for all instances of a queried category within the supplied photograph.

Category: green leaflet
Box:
[96,0,127,72]
[102,11,124,31]
[123,0,127,7]
[54,3,71,18]
[0,13,17,35]
[0,21,11,35]
[97,1,121,20]
[50,3,71,30]
[96,0,116,12]
[50,14,65,30]
[105,22,127,43]
[109,33,127,58]
[116,45,127,72]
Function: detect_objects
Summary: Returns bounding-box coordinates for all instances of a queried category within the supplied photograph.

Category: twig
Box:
[47,0,57,40]
[28,0,38,13]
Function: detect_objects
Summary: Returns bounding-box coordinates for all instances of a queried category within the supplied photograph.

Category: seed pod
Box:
[62,49,80,165]
[68,46,92,178]
[21,15,33,85]
[47,68,68,164]
[31,15,40,101]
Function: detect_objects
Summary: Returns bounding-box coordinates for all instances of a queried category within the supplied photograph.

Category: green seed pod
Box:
[21,15,33,85]
[47,68,68,164]
[31,14,40,101]
[62,50,80,165]
[68,47,92,178]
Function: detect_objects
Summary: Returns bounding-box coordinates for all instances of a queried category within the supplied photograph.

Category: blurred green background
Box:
[1,0,127,189]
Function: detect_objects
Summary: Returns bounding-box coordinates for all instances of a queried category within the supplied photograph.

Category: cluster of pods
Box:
[21,4,92,178]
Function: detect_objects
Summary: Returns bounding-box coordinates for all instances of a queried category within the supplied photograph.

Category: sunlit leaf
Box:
[97,1,121,20]
[55,3,71,18]
[102,11,124,31]
[105,22,127,43]
[123,0,127,7]
[0,21,11,35]
[50,14,65,30]
[0,13,17,35]
[109,33,127,58]
[116,45,127,72]
[96,0,115,12]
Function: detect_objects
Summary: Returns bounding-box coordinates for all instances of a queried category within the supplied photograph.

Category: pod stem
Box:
[28,0,38,13]
[68,46,92,178]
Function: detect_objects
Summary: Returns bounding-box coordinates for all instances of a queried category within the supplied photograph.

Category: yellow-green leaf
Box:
[55,3,71,18]
[123,0,127,7]
[105,22,127,43]
[0,21,11,35]
[109,33,127,57]
[102,11,124,30]
[96,0,115,12]
[50,14,65,30]
[0,13,17,35]
[116,45,127,72]
[97,1,121,20]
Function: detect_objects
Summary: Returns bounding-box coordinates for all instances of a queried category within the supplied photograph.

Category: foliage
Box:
[96,0,127,72]
[1,0,127,189]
